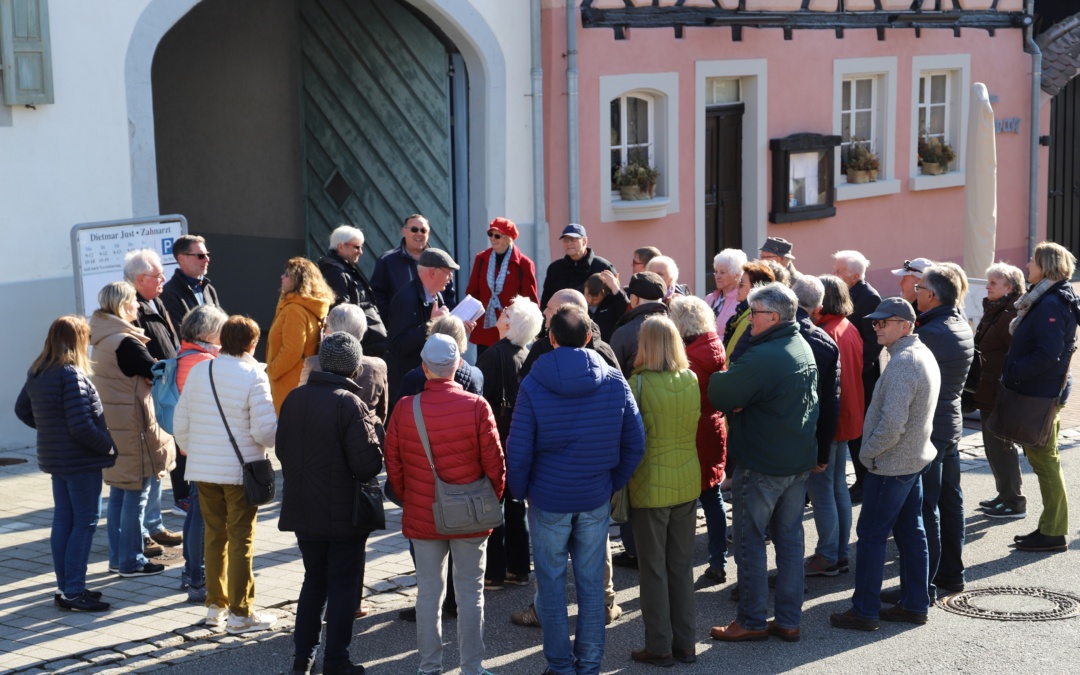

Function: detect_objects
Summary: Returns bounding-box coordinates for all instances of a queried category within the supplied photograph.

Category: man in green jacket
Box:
[707,282,819,643]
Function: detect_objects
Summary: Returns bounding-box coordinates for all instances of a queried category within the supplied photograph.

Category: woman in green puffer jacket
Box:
[627,316,701,666]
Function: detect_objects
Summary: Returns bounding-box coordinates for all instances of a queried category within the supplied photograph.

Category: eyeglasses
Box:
[345,243,361,250]
[871,319,908,329]
[913,284,931,294]
[632,259,645,268]
[487,231,503,240]
[749,309,776,318]
[409,226,429,234]
[178,252,210,260]
[139,272,165,280]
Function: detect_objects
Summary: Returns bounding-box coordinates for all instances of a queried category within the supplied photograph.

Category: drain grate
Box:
[940,586,1080,621]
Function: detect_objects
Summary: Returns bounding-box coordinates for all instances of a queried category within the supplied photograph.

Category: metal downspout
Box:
[1025,0,1041,258]
[566,0,580,225]
[531,0,550,279]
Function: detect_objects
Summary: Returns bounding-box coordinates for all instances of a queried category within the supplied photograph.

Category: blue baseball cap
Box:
[560,223,587,239]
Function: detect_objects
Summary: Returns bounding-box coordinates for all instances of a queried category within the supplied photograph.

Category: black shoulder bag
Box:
[209,361,276,506]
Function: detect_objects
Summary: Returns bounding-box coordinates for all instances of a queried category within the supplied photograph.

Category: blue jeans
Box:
[182,483,205,589]
[142,475,165,538]
[807,441,853,562]
[921,443,965,592]
[852,471,929,618]
[731,468,809,631]
[51,470,103,596]
[108,479,151,572]
[698,484,727,570]
[294,534,368,672]
[529,502,609,675]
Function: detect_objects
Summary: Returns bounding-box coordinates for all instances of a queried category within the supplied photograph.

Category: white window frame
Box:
[832,57,899,201]
[599,72,679,222]
[910,54,969,191]
[841,75,877,168]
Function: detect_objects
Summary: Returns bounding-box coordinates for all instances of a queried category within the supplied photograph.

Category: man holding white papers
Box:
[386,248,465,401]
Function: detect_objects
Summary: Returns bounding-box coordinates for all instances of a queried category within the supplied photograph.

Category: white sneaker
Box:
[226,609,277,634]
[203,604,229,629]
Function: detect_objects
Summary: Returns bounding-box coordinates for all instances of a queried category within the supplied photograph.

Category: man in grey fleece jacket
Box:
[832,298,941,632]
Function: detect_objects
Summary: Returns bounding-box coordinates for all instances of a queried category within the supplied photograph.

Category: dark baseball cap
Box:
[865,297,917,323]
[560,223,587,239]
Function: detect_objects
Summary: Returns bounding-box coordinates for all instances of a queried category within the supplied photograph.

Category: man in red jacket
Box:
[385,334,505,675]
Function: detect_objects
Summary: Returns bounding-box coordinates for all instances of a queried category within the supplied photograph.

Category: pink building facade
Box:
[540,1,1044,294]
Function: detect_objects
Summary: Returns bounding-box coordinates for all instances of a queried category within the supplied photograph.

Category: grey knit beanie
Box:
[319,332,363,377]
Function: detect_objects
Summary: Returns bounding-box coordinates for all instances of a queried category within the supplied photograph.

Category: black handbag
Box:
[209,361,276,506]
[336,397,386,530]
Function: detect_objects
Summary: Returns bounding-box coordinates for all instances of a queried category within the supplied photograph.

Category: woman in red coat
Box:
[465,217,539,354]
[807,275,864,576]
[669,295,728,586]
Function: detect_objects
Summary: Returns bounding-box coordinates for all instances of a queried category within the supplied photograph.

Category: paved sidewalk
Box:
[1,411,1078,674]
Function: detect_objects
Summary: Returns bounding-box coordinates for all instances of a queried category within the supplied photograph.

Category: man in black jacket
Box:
[833,250,882,502]
[609,272,669,379]
[276,331,382,675]
[371,214,456,322]
[907,265,974,601]
[539,224,617,309]
[160,235,221,328]
[123,248,184,551]
[317,225,388,357]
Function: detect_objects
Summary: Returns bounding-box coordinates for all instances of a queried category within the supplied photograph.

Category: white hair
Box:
[833,250,870,277]
[647,255,679,283]
[713,248,748,274]
[123,248,161,283]
[325,303,369,340]
[502,296,544,348]
[792,275,825,312]
[748,282,798,322]
[330,225,365,249]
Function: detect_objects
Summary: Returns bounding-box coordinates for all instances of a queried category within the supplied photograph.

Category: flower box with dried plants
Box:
[613,162,660,201]
[918,135,956,175]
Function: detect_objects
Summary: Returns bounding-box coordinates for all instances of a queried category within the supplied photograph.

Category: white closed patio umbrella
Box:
[963,82,998,278]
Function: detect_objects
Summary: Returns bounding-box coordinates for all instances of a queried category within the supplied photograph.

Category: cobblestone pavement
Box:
[1,408,1078,674]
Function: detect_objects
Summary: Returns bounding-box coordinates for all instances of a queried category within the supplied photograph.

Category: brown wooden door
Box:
[705,104,744,294]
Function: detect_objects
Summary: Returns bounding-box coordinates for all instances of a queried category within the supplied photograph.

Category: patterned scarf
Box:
[1009,278,1054,335]
[484,245,513,329]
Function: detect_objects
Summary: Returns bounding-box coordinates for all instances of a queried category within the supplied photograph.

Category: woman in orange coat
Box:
[464,217,538,355]
[266,257,334,412]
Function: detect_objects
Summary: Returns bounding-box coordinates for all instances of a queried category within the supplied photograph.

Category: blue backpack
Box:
[150,349,199,434]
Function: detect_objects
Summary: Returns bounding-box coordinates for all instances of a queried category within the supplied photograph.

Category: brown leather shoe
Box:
[631,649,674,667]
[767,620,800,642]
[710,620,768,642]
[830,608,880,631]
[142,537,164,558]
[672,648,697,664]
[150,529,183,546]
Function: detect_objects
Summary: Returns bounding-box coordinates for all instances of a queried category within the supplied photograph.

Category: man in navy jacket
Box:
[507,304,644,675]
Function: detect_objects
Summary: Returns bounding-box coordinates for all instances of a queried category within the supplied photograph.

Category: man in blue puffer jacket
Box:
[507,304,645,675]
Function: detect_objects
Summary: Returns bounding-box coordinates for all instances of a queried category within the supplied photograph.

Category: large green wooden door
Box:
[300,0,456,275]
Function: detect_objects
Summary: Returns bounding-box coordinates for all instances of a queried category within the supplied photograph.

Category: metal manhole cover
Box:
[0,458,28,466]
[940,586,1080,621]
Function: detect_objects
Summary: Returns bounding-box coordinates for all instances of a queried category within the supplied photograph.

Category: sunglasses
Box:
[487,231,503,240]
[179,252,210,260]
[409,226,429,234]
[901,260,922,273]
[871,319,908,329]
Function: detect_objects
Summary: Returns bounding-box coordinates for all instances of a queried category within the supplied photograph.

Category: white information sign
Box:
[70,215,188,316]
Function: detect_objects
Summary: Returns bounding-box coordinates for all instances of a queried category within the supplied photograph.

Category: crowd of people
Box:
[14,217,1079,674]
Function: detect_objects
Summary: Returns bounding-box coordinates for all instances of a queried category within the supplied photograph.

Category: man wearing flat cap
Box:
[464,217,539,355]
[539,223,617,309]
[386,248,461,401]
[609,271,670,378]
[759,237,801,282]
[831,297,940,632]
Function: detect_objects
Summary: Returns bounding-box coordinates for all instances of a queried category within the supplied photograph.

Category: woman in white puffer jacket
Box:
[174,315,278,635]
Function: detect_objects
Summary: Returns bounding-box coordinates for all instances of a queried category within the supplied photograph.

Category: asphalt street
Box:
[162,444,1080,675]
